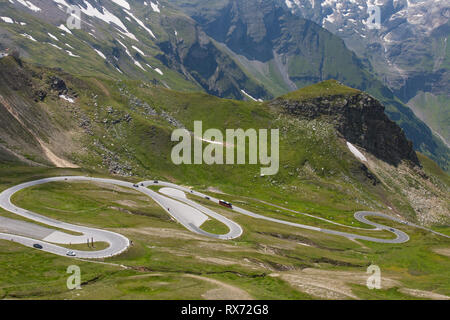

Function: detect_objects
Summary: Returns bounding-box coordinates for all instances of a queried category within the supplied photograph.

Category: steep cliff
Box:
[274,80,420,167]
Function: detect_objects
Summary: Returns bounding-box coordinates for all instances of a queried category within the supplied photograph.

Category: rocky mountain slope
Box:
[168,0,449,172]
[0,56,448,226]
[0,0,269,100]
[275,80,420,167]
[0,54,80,167]
[280,0,449,149]
[0,0,448,171]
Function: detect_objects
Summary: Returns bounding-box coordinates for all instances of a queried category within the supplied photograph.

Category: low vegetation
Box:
[0,166,448,300]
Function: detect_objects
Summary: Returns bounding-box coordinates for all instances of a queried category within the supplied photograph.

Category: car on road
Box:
[140,183,144,186]
[154,180,158,183]
[389,228,395,232]
[219,200,232,209]
[205,196,210,200]
[66,251,76,257]
[133,184,139,188]
[33,244,43,249]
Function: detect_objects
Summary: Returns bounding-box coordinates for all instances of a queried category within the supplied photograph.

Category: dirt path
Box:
[184,274,253,300]
[399,288,450,300]
[272,268,400,300]
[433,247,450,257]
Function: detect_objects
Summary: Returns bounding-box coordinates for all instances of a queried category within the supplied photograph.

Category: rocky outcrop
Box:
[48,76,68,95]
[275,92,421,167]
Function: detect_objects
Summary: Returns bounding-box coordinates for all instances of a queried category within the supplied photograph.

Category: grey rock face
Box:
[276,93,420,167]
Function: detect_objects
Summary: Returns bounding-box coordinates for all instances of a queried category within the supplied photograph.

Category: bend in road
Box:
[1,176,448,259]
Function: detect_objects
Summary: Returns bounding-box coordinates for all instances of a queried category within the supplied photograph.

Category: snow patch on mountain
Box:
[241,90,257,102]
[48,43,62,50]
[124,9,156,39]
[1,17,14,24]
[66,50,80,58]
[59,94,75,103]
[132,45,146,56]
[80,3,134,38]
[117,39,132,57]
[94,48,106,60]
[347,142,367,162]
[58,24,72,34]
[150,2,160,13]
[20,33,37,42]
[50,1,138,41]
[134,60,146,71]
[111,0,131,10]
[16,0,41,12]
[117,40,148,72]
[48,33,59,41]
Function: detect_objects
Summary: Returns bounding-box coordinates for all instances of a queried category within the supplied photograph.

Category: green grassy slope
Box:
[408,92,449,147]
[281,80,361,101]
[0,57,446,228]
[0,166,448,300]
[0,59,448,299]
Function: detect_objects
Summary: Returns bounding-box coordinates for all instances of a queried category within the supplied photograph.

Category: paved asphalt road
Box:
[147,186,243,240]
[0,177,131,259]
[0,176,448,259]
[141,180,449,243]
[140,180,416,244]
[0,176,242,259]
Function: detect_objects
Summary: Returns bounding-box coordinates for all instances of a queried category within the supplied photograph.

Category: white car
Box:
[66,250,76,257]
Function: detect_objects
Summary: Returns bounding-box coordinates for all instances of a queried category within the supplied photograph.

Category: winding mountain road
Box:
[140,180,412,243]
[0,176,448,259]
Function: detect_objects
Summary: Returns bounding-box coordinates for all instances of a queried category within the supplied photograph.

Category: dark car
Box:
[133,184,139,188]
[219,200,233,209]
[205,196,210,200]
[154,180,159,183]
[389,228,395,232]
[33,244,43,249]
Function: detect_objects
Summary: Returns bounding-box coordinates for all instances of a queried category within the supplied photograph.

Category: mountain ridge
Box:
[280,0,450,152]
[168,0,450,171]
[0,0,448,171]
[275,80,420,167]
